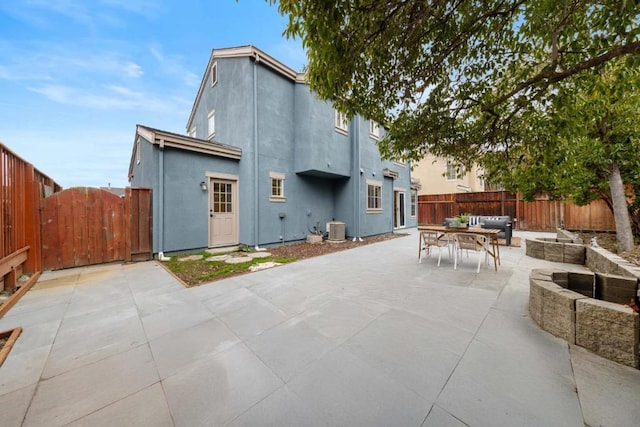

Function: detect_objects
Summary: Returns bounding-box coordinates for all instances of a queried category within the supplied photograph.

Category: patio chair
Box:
[419,231,451,266]
[453,233,489,273]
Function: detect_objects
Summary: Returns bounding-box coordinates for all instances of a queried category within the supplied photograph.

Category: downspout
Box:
[253,52,265,251]
[157,139,170,260]
[352,116,363,241]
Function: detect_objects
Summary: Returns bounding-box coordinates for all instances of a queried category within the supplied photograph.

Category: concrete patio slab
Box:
[162,343,283,426]
[66,383,173,427]
[148,317,240,379]
[225,385,329,427]
[23,344,159,426]
[422,405,468,427]
[343,309,470,402]
[571,345,640,427]
[246,317,335,382]
[435,308,584,427]
[1,229,639,426]
[0,344,51,396]
[286,346,428,426]
[42,305,146,378]
[0,384,36,427]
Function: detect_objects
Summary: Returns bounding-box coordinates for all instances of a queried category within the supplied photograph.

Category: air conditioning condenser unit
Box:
[327,221,345,241]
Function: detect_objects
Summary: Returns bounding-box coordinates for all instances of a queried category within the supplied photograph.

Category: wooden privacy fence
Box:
[418,191,616,231]
[1,143,60,296]
[41,187,152,270]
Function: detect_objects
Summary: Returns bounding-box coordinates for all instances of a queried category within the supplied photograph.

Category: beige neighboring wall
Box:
[413,154,485,195]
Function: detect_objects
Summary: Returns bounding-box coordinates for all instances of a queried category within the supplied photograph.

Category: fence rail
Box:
[1,143,60,287]
[418,191,616,231]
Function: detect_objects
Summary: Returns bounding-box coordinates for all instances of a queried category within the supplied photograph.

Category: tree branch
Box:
[483,42,640,112]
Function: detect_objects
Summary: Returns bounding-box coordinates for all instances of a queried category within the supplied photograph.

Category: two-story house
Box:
[129,46,416,256]
[412,154,486,195]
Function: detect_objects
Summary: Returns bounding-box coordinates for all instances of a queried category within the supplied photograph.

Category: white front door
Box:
[209,179,239,247]
[394,191,406,228]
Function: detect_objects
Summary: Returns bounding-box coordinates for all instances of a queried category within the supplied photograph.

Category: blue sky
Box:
[0,0,305,188]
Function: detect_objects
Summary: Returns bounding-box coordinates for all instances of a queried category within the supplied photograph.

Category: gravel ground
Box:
[575,231,640,266]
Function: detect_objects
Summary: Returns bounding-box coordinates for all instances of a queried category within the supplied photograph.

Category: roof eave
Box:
[185,45,302,131]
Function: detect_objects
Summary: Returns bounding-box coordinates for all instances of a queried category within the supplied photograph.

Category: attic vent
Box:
[327,221,345,241]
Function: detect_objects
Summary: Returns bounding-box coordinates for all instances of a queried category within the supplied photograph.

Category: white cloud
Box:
[29,83,190,114]
[0,42,144,83]
[149,43,199,87]
[0,0,160,29]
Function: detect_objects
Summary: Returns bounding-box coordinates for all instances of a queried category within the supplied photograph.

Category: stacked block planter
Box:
[525,236,586,264]
[529,269,639,369]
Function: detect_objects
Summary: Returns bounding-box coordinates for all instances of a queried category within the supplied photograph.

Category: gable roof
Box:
[185,45,306,132]
[128,124,242,180]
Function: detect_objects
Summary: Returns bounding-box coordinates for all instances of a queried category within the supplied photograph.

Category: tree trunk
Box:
[608,162,635,252]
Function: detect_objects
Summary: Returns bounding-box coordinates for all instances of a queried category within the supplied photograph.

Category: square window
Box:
[335,110,348,133]
[210,62,218,87]
[208,111,215,139]
[269,172,286,201]
[446,161,464,180]
[370,120,380,139]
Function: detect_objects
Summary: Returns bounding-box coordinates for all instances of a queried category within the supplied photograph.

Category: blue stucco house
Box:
[129,46,417,256]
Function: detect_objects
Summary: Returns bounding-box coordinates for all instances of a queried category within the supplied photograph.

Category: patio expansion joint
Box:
[18,285,76,426]
[420,300,496,426]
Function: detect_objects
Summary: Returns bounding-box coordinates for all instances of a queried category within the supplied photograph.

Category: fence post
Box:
[23,164,41,273]
[124,187,132,262]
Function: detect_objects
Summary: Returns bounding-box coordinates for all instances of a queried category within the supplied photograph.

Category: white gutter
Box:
[253,54,265,251]
[157,138,170,260]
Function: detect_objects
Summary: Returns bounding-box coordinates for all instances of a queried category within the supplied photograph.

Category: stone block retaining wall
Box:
[530,269,639,369]
[525,234,586,264]
[586,245,640,282]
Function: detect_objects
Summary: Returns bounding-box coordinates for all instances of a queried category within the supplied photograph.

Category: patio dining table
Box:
[417,225,501,271]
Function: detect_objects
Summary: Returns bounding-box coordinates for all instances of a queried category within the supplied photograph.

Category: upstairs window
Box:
[446,160,464,180]
[208,110,215,140]
[335,110,348,134]
[370,120,380,139]
[210,62,218,87]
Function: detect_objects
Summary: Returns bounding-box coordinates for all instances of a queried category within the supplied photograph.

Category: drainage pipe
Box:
[352,116,361,241]
[157,139,170,260]
[253,53,265,251]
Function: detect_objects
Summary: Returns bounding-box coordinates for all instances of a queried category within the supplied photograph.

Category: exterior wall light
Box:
[200,181,207,191]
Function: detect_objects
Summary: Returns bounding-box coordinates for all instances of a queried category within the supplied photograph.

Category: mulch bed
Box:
[267,233,406,260]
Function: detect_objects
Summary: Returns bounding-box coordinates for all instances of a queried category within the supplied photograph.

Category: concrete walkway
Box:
[1,229,639,426]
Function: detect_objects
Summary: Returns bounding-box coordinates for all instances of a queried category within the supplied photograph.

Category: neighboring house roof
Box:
[99,186,126,197]
[128,124,242,180]
[186,45,306,132]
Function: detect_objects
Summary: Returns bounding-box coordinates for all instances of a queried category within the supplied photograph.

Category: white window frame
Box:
[410,189,417,217]
[210,62,218,87]
[366,179,382,212]
[446,160,464,181]
[335,110,348,134]
[369,120,380,139]
[269,172,286,202]
[207,110,215,140]
[188,127,196,138]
